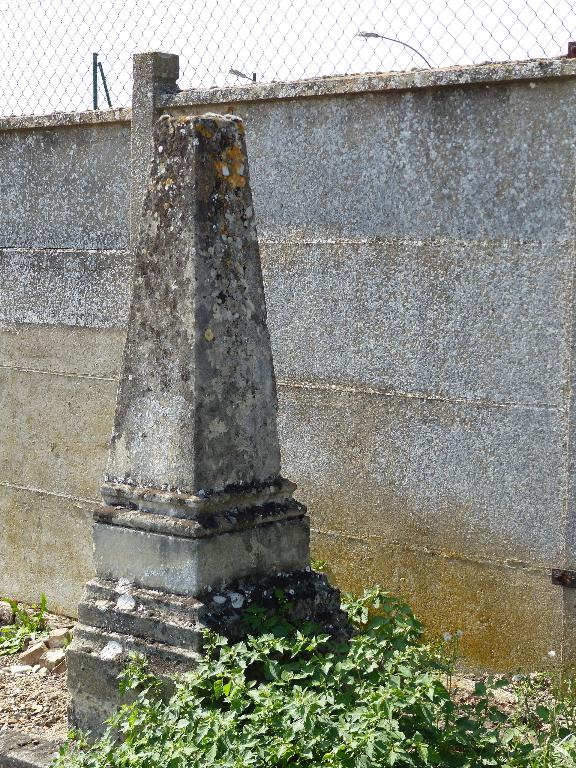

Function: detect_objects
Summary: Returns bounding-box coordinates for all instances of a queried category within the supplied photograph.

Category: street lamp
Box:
[229,68,257,82]
[357,31,432,68]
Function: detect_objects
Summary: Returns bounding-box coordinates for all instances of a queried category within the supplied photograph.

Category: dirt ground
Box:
[0,611,73,742]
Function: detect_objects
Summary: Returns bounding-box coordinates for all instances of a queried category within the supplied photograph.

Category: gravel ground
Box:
[0,611,73,741]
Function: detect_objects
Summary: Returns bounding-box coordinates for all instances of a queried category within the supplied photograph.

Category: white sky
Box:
[1,0,575,116]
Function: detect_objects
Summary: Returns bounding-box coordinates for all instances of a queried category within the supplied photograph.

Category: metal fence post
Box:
[92,52,99,109]
[130,52,179,248]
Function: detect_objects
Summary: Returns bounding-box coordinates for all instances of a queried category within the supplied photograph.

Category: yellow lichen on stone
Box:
[195,122,214,140]
[215,144,246,189]
[204,328,215,342]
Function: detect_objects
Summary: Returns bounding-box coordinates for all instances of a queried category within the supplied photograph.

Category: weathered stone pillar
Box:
[67,112,348,735]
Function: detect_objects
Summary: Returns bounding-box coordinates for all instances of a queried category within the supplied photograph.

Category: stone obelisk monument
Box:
[67,113,348,734]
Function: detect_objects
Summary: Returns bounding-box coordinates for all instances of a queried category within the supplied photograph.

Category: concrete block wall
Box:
[0,111,132,613]
[2,56,576,668]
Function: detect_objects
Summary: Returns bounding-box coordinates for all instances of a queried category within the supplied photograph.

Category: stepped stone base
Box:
[68,570,349,737]
[67,625,194,736]
[92,510,310,596]
[67,504,350,737]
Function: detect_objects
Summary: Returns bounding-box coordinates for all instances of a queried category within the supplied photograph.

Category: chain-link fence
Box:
[2,0,576,117]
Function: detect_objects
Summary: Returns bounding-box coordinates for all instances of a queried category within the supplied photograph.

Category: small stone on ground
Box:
[0,611,71,741]
[20,640,49,666]
[0,602,13,627]
[47,628,72,649]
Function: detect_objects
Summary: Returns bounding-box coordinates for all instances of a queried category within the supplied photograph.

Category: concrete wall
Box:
[2,58,576,668]
[0,111,131,613]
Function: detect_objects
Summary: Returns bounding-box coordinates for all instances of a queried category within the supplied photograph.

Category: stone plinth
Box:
[67,113,349,735]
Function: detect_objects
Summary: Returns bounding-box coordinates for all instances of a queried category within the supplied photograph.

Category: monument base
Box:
[68,502,351,736]
[68,570,350,736]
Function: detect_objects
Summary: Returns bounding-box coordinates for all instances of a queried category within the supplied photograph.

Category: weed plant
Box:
[55,588,576,767]
[0,594,48,656]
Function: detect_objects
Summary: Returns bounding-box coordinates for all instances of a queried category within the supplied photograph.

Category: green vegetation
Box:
[0,594,48,656]
[55,588,576,767]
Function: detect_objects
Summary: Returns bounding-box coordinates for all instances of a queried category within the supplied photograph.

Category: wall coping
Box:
[0,106,131,132]
[161,56,576,108]
[1,56,575,132]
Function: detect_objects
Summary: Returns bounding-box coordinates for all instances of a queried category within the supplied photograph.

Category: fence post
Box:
[92,52,99,110]
[130,52,179,247]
